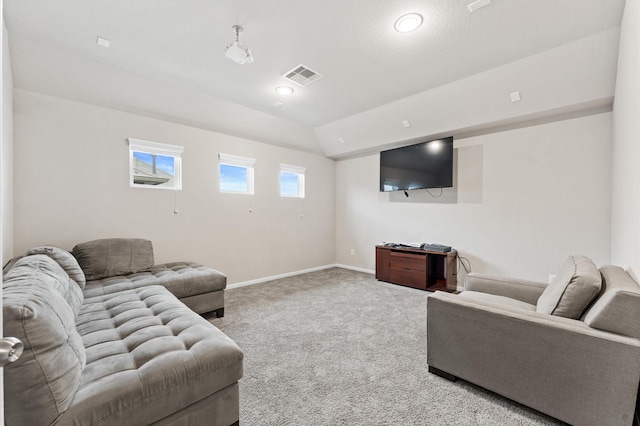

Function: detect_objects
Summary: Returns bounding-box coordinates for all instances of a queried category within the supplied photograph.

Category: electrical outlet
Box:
[548,274,556,284]
[350,249,355,256]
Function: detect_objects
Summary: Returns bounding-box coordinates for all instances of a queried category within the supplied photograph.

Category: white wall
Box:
[336,113,612,285]
[13,90,335,284]
[2,20,13,265]
[611,0,640,280]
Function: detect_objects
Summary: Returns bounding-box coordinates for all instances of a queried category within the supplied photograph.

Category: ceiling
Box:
[4,0,626,155]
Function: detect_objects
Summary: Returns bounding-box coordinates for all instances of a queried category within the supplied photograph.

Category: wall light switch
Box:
[96,36,111,48]
[468,0,491,12]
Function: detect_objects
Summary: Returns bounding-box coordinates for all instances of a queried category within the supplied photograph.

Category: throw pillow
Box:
[536,255,602,319]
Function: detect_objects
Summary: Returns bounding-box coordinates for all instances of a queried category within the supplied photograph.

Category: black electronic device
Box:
[422,243,452,253]
[379,136,454,192]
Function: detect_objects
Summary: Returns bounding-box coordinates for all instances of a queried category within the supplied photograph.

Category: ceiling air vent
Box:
[282,64,324,87]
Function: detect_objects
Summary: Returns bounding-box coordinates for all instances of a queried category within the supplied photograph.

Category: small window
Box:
[219,154,255,194]
[280,164,306,198]
[128,138,183,190]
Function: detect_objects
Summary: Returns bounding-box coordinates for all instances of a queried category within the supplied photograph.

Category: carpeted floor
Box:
[210,268,564,425]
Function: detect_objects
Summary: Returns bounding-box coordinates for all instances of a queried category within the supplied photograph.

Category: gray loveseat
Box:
[3,239,243,426]
[427,255,640,426]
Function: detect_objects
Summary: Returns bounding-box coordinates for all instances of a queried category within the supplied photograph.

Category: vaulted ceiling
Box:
[5,0,626,156]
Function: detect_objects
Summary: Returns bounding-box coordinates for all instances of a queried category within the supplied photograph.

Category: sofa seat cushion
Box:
[60,285,243,425]
[73,238,155,280]
[3,255,86,426]
[458,291,537,311]
[83,262,226,301]
[536,255,602,319]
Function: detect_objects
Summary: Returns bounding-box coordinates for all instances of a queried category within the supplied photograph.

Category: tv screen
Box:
[379,137,453,192]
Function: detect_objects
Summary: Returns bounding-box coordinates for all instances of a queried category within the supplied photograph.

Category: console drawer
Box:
[389,267,427,289]
[390,251,426,271]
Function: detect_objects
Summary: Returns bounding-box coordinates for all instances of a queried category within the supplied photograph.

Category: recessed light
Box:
[394,13,423,33]
[275,86,294,95]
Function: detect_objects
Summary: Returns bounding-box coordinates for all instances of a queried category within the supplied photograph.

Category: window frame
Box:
[279,163,306,198]
[219,153,256,195]
[128,138,183,190]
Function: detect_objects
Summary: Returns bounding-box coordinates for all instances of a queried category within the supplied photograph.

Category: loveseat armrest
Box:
[427,291,640,426]
[464,273,547,304]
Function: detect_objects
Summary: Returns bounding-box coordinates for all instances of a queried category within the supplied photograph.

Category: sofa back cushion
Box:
[10,255,84,317]
[583,265,640,339]
[3,255,86,426]
[26,245,86,289]
[536,255,602,319]
[2,255,23,274]
[72,238,154,280]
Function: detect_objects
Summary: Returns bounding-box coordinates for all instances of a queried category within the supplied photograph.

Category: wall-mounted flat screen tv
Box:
[379,136,454,192]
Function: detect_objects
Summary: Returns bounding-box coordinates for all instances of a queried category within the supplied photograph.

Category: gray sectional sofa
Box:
[73,238,227,317]
[3,238,243,426]
[427,255,640,426]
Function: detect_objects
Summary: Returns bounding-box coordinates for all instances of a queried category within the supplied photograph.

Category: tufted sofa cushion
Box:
[73,238,154,281]
[3,255,86,426]
[55,285,243,425]
[83,261,226,300]
[26,245,87,289]
[10,255,84,317]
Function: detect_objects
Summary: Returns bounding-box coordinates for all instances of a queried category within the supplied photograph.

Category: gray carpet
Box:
[211,268,564,425]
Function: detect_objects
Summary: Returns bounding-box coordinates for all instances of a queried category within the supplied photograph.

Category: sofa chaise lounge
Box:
[427,255,640,426]
[3,238,243,426]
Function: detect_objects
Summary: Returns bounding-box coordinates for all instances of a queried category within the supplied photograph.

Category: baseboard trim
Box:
[227,264,338,289]
[334,264,375,274]
[226,264,376,290]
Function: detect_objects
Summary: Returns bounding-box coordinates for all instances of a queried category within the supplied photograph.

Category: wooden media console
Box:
[375,245,457,292]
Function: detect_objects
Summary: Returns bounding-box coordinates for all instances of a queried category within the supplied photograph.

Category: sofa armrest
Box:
[464,273,547,305]
[427,291,640,426]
